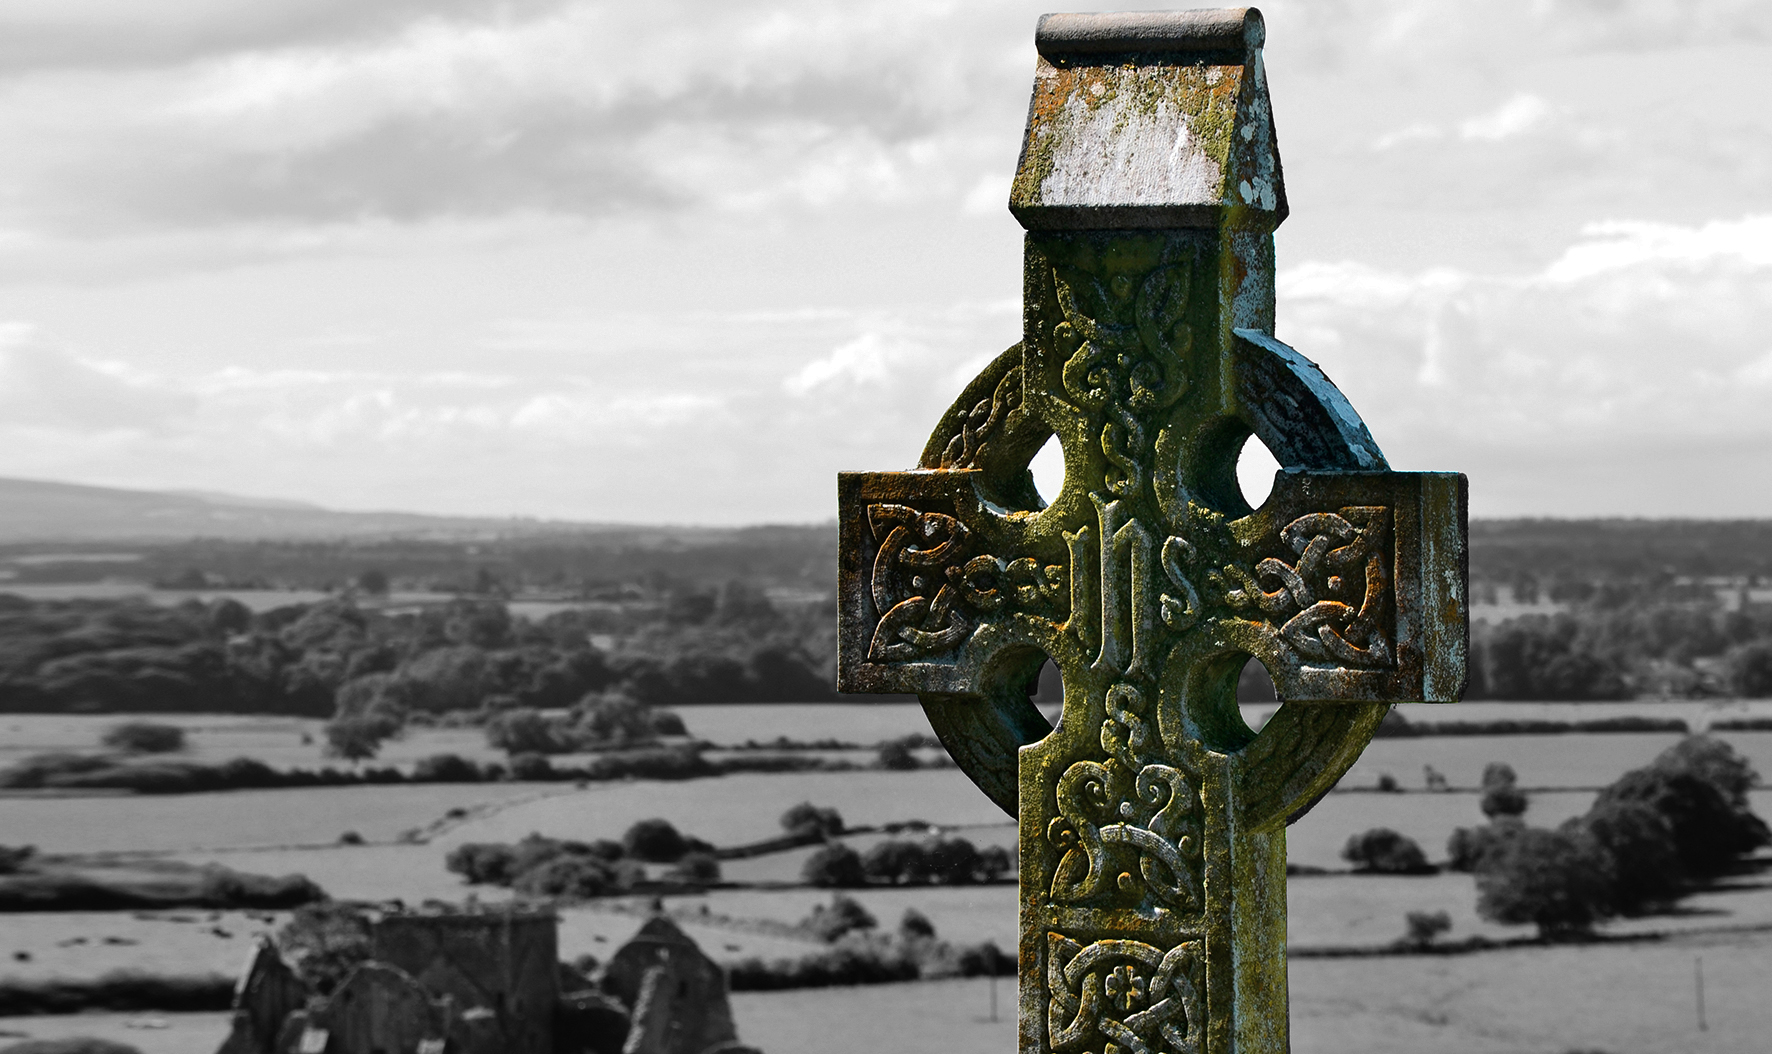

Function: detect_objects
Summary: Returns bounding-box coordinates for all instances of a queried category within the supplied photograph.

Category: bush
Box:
[580,746,713,782]
[513,856,630,899]
[1481,762,1517,789]
[863,840,926,885]
[802,844,867,888]
[572,693,664,749]
[1446,818,1524,873]
[411,754,482,782]
[100,722,185,754]
[0,1040,145,1054]
[623,819,689,863]
[923,837,983,885]
[1723,640,1772,697]
[781,802,845,839]
[1574,799,1683,913]
[446,843,519,885]
[1341,828,1435,874]
[1595,767,1766,878]
[898,908,936,940]
[1402,910,1451,947]
[1475,826,1615,938]
[801,894,877,942]
[0,845,36,874]
[485,708,574,755]
[278,903,373,994]
[508,752,555,781]
[322,715,394,762]
[877,740,919,770]
[670,851,721,884]
[1480,783,1529,819]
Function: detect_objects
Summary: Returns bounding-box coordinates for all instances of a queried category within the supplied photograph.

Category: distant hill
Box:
[0,476,585,543]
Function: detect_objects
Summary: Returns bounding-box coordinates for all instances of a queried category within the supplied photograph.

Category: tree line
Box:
[0,583,839,721]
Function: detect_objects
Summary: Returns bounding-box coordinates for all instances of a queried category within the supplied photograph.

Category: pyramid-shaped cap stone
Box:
[1009,8,1287,230]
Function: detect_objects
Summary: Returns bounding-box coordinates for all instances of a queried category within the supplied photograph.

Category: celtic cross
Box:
[836,9,1468,1054]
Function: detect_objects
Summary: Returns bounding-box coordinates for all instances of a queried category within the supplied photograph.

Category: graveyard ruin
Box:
[214,906,759,1054]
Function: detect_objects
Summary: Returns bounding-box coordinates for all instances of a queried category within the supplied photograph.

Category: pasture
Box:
[3,700,1772,1054]
[9,930,1768,1054]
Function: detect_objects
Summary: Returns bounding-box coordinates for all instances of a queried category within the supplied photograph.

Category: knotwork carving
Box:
[940,365,1024,469]
[865,502,1065,662]
[1047,932,1204,1054]
[1211,506,1395,669]
[1051,262,1193,499]
[1047,681,1201,912]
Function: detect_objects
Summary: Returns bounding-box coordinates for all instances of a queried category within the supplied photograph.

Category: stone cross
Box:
[836,9,1468,1054]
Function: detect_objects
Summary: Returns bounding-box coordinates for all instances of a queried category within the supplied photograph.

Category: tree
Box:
[514,856,627,899]
[1401,910,1451,948]
[623,818,689,863]
[1573,800,1683,914]
[898,908,937,940]
[670,851,721,884]
[1446,817,1524,873]
[485,708,573,755]
[802,843,867,888]
[278,903,373,994]
[924,837,984,884]
[1480,783,1529,819]
[801,894,876,941]
[1475,826,1614,938]
[323,715,390,762]
[863,840,926,885]
[1341,828,1434,874]
[356,569,390,596]
[574,693,663,749]
[877,740,919,770]
[780,802,845,839]
[100,721,186,754]
[1594,766,1768,878]
[1724,640,1772,697]
[412,753,481,782]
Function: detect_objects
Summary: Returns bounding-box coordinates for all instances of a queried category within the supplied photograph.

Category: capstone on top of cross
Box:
[1012,8,1285,231]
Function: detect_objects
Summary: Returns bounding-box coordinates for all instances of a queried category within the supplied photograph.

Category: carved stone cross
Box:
[837,9,1467,1054]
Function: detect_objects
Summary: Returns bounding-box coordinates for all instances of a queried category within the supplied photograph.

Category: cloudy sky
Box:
[0,0,1766,523]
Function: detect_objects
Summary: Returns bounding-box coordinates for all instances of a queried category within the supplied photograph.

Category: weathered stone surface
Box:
[836,10,1468,1053]
[603,916,739,1054]
[217,939,309,1054]
[1012,8,1281,231]
[371,910,558,1054]
[310,963,449,1054]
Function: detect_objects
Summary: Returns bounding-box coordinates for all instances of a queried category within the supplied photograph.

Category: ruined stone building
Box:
[216,907,760,1054]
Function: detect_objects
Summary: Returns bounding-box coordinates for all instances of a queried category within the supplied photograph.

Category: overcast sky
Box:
[0,0,1766,523]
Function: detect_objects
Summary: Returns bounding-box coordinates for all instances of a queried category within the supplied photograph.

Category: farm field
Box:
[0,782,567,853]
[4,701,1772,1054]
[13,931,1771,1054]
[7,704,1770,777]
[730,929,1772,1054]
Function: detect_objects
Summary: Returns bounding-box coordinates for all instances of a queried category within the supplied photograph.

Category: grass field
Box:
[12,934,1770,1054]
[5,703,1772,1054]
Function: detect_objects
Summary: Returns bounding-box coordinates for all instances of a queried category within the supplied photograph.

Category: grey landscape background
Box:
[0,2,1770,1054]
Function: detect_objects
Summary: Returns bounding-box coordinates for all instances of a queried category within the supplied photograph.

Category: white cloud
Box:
[1458,93,1552,142]
[785,332,912,395]
[1278,214,1772,514]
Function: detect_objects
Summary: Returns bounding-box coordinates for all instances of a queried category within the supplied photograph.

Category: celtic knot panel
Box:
[1210,506,1395,670]
[1047,932,1203,1054]
[864,502,1065,663]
